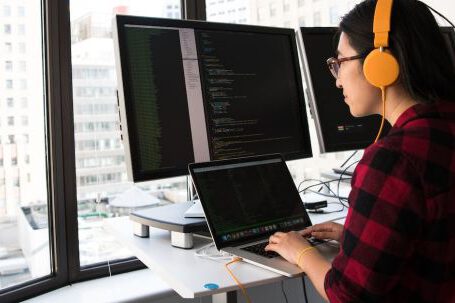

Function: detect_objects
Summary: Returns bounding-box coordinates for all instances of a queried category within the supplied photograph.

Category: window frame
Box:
[2,1,208,301]
[1,0,69,301]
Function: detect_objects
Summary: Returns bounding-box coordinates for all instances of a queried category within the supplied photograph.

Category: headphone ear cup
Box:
[363,49,400,88]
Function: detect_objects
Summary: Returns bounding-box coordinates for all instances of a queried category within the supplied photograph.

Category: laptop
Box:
[188,154,319,277]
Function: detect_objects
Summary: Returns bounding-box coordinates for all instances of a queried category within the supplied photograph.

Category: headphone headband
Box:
[373,0,394,48]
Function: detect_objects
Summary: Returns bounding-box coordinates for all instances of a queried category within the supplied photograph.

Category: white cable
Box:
[194,242,233,261]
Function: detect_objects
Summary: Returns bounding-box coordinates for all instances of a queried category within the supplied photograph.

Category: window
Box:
[18,42,26,53]
[18,24,26,35]
[19,79,27,89]
[269,3,277,17]
[18,61,26,72]
[5,60,12,71]
[7,97,14,108]
[21,116,29,126]
[5,42,12,53]
[313,11,321,26]
[70,0,184,272]
[298,0,305,7]
[4,24,11,34]
[3,5,11,17]
[21,97,28,108]
[8,134,15,144]
[18,6,25,17]
[0,0,51,297]
[283,0,290,12]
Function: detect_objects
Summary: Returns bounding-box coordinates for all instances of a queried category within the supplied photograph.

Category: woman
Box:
[265,0,455,302]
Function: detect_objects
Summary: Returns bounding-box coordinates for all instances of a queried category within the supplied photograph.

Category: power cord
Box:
[225,257,252,303]
[302,276,309,303]
[281,280,289,303]
[194,242,232,261]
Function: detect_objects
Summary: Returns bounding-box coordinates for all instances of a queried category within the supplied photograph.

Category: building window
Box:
[19,61,26,72]
[19,79,27,89]
[330,6,339,25]
[5,42,12,53]
[23,134,29,144]
[283,0,291,13]
[3,5,11,17]
[7,116,14,126]
[18,6,25,17]
[5,60,13,71]
[6,79,13,89]
[7,97,14,108]
[22,116,29,126]
[18,24,26,35]
[18,42,26,53]
[269,3,277,17]
[11,157,18,166]
[8,134,15,144]
[21,97,28,108]
[313,11,322,26]
[4,24,12,34]
[298,0,305,7]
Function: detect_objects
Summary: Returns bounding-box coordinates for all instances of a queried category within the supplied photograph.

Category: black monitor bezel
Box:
[300,26,455,153]
[115,15,313,182]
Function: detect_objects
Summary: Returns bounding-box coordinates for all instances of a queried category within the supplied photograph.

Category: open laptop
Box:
[188,154,319,277]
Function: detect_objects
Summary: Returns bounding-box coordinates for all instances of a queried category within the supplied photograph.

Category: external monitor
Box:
[114,16,312,182]
[299,26,455,154]
[299,27,391,153]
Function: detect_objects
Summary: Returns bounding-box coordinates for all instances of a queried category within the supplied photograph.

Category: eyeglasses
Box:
[326,54,366,79]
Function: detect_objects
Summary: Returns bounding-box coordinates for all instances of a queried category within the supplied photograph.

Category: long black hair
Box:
[339,0,455,104]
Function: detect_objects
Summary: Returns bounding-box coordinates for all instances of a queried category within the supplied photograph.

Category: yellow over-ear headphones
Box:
[363,0,400,142]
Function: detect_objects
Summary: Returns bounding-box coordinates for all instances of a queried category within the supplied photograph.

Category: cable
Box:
[337,160,359,208]
[194,242,232,261]
[299,178,351,209]
[340,150,358,168]
[281,280,289,303]
[374,87,387,143]
[424,3,455,28]
[225,257,252,303]
[302,276,309,303]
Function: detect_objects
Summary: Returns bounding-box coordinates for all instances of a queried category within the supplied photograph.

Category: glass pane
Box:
[70,0,185,267]
[0,0,50,290]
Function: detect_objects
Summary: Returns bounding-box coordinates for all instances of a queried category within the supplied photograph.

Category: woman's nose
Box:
[336,78,343,89]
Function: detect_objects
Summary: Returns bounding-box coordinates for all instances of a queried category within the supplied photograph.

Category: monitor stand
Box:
[129,201,209,249]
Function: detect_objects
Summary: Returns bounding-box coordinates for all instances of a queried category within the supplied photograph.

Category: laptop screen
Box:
[189,155,312,249]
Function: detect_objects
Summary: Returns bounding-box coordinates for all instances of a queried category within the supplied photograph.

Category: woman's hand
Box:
[265,231,313,266]
[300,222,344,242]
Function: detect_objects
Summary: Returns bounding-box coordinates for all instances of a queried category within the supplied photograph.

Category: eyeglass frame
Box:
[326,53,368,79]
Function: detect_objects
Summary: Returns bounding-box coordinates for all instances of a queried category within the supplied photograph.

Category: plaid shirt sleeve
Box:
[324,144,426,302]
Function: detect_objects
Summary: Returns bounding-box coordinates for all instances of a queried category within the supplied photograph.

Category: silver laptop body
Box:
[189,154,314,277]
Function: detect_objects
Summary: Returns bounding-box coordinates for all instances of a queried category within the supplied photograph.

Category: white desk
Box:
[104,202,347,303]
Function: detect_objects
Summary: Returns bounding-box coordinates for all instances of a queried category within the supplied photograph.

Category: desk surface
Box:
[104,202,347,299]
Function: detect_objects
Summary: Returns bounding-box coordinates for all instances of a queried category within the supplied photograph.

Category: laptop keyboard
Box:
[242,242,279,258]
[242,237,325,258]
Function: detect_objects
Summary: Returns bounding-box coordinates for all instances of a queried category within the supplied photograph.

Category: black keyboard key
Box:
[242,242,279,258]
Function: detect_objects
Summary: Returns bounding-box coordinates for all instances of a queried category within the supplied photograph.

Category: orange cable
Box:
[374,87,387,143]
[225,257,252,303]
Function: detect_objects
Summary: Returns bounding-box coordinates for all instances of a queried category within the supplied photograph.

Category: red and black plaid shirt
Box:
[325,101,455,303]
